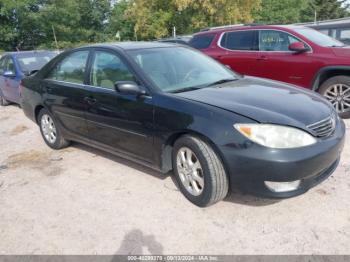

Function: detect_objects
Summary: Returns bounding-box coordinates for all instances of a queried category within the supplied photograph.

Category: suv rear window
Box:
[220,30,258,51]
[189,34,216,49]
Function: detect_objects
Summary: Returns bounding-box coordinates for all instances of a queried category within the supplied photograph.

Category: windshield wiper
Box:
[329,45,345,48]
[170,86,202,93]
[205,78,237,87]
[170,78,237,93]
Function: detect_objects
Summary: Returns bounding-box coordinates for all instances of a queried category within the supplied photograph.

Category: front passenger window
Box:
[259,30,303,51]
[90,51,135,89]
[47,51,89,84]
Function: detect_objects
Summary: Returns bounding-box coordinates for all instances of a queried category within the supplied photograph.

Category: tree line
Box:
[0,0,349,51]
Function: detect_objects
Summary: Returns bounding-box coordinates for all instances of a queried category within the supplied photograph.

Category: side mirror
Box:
[114,81,146,96]
[3,70,16,77]
[289,42,308,53]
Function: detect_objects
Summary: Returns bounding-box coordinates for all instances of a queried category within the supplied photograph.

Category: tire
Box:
[172,135,229,207]
[318,76,350,119]
[0,94,9,106]
[38,108,70,150]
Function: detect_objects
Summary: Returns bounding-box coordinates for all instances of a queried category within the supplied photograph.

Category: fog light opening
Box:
[264,180,301,193]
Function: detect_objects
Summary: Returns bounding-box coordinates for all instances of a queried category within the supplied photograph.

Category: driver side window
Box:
[90,51,135,90]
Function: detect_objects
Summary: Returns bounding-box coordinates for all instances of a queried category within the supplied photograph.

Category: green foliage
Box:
[254,0,309,24]
[301,0,350,22]
[126,0,261,39]
[0,0,111,51]
[0,0,349,51]
[107,0,136,41]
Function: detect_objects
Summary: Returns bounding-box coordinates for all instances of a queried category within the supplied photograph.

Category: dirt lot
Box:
[0,105,349,255]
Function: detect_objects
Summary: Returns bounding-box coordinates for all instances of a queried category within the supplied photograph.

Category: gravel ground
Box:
[0,105,349,255]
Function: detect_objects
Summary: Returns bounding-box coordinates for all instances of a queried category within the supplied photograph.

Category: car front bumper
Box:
[220,119,346,198]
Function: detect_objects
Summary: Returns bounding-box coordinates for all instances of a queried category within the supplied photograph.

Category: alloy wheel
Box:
[176,147,204,196]
[324,84,350,114]
[41,114,57,144]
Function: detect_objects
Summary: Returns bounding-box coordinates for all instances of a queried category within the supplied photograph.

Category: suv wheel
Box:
[38,108,70,149]
[172,135,229,207]
[0,94,9,106]
[319,76,350,119]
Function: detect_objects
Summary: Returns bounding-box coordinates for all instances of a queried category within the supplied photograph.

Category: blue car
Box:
[0,51,58,106]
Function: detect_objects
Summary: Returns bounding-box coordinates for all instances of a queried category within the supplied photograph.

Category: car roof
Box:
[194,24,307,35]
[87,41,178,50]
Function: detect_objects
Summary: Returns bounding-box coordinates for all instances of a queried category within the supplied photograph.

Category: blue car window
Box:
[6,58,15,73]
[0,57,6,75]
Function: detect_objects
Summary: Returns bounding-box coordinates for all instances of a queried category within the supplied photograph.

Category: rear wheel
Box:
[38,108,70,150]
[172,135,229,207]
[319,76,350,119]
[0,94,9,106]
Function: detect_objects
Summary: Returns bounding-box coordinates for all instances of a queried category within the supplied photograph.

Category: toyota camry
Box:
[20,42,346,207]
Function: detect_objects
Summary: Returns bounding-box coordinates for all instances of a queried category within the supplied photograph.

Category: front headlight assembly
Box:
[234,124,317,149]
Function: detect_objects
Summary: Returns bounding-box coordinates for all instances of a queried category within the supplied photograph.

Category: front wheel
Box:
[38,108,70,150]
[319,76,350,119]
[172,135,229,207]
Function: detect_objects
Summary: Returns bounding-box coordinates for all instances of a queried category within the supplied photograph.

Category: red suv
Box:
[189,25,350,118]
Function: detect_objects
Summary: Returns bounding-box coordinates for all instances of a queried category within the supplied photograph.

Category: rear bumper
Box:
[220,119,346,198]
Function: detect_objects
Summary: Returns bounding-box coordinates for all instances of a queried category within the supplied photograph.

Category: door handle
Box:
[84,96,97,105]
[257,56,268,61]
[45,86,53,93]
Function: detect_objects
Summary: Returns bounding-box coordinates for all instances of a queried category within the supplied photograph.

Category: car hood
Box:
[331,46,350,57]
[175,76,334,130]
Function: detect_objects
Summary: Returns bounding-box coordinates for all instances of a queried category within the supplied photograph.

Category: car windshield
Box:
[16,52,58,73]
[295,28,345,47]
[127,47,238,93]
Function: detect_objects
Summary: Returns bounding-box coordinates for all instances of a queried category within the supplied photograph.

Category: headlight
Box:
[234,124,317,149]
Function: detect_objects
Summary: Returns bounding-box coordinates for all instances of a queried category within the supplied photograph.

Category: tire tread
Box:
[318,75,350,119]
[176,135,229,206]
[38,108,70,150]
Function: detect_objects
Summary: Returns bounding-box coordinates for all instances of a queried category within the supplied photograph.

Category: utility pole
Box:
[134,27,138,41]
[314,10,317,24]
[173,26,176,38]
[52,25,59,51]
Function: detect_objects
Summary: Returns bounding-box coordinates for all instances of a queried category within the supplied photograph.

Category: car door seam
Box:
[85,119,148,138]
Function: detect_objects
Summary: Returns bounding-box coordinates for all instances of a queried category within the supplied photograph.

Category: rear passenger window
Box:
[47,51,89,84]
[189,34,216,49]
[220,31,258,51]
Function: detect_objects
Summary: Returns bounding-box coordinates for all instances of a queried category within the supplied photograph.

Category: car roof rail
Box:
[199,22,267,32]
[199,24,244,32]
[243,23,265,26]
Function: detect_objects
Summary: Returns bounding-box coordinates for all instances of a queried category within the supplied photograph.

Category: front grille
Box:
[307,115,336,138]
